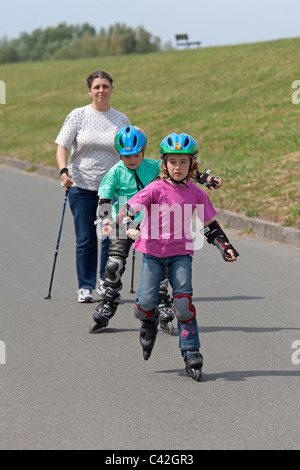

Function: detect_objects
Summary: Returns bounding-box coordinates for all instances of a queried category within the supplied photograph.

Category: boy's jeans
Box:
[68,187,109,289]
[136,254,200,351]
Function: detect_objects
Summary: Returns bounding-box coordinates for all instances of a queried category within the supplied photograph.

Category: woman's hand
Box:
[61,173,74,190]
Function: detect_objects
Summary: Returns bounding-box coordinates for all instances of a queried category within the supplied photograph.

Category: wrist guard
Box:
[94,199,113,231]
[206,176,221,189]
[97,198,112,219]
[203,220,239,261]
[196,169,211,185]
[196,169,221,189]
[118,204,139,238]
[118,203,136,226]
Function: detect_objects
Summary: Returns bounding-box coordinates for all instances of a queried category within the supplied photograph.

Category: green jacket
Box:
[98,158,161,221]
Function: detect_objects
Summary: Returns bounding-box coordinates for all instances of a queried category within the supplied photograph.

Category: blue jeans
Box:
[136,254,200,351]
[68,187,109,289]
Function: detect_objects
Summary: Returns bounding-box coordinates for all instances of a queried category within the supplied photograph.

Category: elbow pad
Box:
[203,220,239,261]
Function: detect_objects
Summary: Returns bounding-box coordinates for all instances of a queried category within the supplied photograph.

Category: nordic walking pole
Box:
[44,190,69,299]
[130,248,136,293]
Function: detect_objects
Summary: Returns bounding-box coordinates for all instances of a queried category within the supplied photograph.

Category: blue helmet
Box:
[115,126,147,156]
[159,133,198,159]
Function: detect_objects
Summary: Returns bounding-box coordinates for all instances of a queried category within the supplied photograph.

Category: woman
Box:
[55,70,130,302]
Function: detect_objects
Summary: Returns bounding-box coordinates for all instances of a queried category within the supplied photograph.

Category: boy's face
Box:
[166,154,191,182]
[121,151,144,170]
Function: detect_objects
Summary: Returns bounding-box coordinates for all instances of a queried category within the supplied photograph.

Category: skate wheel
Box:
[186,366,202,382]
[194,369,202,382]
[167,322,174,335]
[143,350,151,361]
[160,321,174,336]
[89,321,106,334]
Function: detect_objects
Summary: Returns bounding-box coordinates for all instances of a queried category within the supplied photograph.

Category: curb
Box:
[216,209,300,249]
[0,156,58,179]
[1,155,300,249]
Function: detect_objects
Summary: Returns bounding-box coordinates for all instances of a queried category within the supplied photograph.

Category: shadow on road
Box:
[89,327,138,334]
[155,369,300,382]
[170,325,300,337]
[199,326,300,333]
[193,295,264,302]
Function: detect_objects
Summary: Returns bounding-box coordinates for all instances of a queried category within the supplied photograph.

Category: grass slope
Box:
[0,38,299,228]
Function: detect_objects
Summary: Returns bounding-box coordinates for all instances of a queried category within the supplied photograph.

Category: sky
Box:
[0,0,300,48]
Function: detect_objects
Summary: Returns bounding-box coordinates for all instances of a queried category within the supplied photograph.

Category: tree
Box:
[0,22,163,64]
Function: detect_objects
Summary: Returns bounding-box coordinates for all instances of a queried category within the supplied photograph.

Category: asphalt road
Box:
[0,165,299,450]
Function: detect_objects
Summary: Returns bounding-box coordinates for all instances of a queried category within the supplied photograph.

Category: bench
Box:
[175,34,201,49]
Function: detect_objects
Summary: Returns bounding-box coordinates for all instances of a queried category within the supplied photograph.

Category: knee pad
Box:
[105,256,126,284]
[134,304,156,320]
[173,294,196,322]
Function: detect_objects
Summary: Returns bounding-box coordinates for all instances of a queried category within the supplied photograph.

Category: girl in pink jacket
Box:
[119,133,239,382]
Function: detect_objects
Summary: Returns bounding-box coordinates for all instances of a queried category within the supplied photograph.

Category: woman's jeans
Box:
[136,254,200,351]
[68,187,109,290]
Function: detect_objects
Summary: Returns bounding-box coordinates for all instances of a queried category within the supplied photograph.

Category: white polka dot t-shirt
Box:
[55,105,130,192]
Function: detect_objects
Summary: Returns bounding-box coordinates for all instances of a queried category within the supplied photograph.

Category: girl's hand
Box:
[224,247,237,262]
[207,176,222,192]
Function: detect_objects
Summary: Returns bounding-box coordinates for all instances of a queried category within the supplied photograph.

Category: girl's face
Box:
[121,151,144,170]
[165,154,191,183]
[88,78,113,110]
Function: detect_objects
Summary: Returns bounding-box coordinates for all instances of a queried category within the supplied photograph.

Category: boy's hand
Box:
[126,228,141,240]
[94,217,114,236]
[102,224,114,236]
[101,218,114,235]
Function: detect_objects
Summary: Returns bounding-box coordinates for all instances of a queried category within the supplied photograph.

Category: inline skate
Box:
[139,319,158,360]
[157,286,175,335]
[89,287,121,333]
[182,350,203,382]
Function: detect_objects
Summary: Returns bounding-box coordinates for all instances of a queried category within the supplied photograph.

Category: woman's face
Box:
[88,78,113,110]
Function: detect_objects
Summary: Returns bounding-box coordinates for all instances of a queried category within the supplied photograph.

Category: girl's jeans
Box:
[68,187,109,290]
[136,254,200,351]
